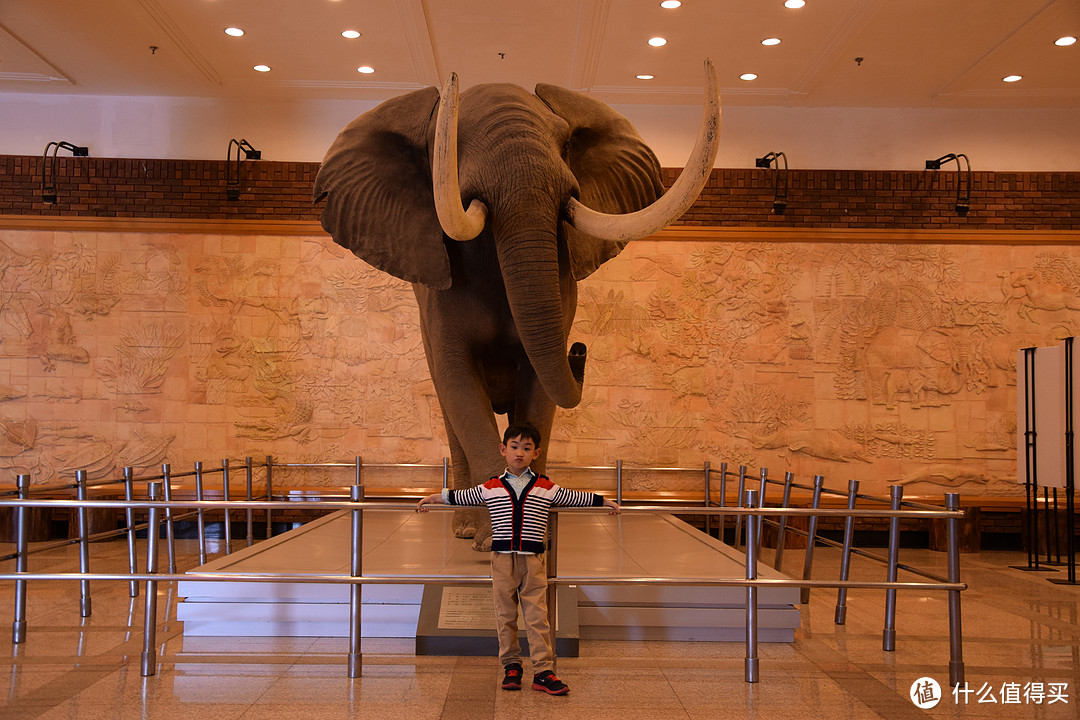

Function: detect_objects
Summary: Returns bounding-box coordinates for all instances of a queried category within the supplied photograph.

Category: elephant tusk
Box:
[566,59,721,242]
[433,72,489,242]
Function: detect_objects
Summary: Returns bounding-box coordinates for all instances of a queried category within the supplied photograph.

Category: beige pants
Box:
[490,552,553,673]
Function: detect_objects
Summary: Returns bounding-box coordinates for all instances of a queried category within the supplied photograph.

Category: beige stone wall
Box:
[1,226,1076,497]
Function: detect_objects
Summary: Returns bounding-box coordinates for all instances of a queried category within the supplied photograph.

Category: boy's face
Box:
[500,435,541,476]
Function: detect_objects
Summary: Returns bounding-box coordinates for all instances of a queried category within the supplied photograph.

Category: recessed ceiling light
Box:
[648,37,667,47]
[1002,74,1023,82]
[224,27,244,37]
[1056,36,1077,47]
[740,73,758,81]
[357,66,375,74]
[253,64,271,73]
[342,30,361,39]
[637,74,655,80]
[762,37,781,46]
[785,0,806,8]
[660,1,681,7]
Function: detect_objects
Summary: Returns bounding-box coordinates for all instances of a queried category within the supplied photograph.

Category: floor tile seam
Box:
[656,661,700,716]
[440,657,495,712]
[1,660,127,712]
[789,638,933,720]
[967,597,1080,636]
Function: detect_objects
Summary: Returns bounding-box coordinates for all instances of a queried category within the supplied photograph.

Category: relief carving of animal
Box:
[863,326,964,409]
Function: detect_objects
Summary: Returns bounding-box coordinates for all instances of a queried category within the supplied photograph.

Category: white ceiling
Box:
[2,0,1078,109]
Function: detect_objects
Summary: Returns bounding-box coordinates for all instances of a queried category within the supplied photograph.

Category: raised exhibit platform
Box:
[177,510,802,645]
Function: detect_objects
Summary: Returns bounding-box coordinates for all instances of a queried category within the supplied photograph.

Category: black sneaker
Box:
[532,670,569,695]
[501,663,523,691]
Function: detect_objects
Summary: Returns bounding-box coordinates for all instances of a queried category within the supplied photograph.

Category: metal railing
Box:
[1,459,967,686]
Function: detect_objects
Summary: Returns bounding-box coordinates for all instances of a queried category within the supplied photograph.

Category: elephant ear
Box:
[314,86,451,290]
[535,83,665,281]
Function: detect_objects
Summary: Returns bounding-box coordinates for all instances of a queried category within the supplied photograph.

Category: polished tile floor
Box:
[2,535,1079,719]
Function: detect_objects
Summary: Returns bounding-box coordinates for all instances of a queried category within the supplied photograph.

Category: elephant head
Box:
[314,62,720,409]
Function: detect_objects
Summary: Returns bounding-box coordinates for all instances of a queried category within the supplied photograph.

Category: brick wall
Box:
[3,154,1077,229]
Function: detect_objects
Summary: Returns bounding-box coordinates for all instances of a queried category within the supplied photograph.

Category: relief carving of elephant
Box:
[315,63,721,548]
[863,326,964,409]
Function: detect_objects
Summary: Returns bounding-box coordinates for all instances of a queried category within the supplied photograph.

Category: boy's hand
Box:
[416,493,443,512]
[603,498,620,515]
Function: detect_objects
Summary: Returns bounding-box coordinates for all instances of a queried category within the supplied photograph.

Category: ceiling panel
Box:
[0,0,1076,107]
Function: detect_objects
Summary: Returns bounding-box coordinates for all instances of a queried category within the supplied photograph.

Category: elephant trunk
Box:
[494,217,584,409]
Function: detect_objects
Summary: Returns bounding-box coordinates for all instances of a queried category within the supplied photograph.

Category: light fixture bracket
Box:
[925,153,971,215]
[755,151,789,215]
[226,138,261,200]
[40,140,90,204]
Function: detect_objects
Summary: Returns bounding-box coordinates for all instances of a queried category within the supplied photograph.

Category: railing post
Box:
[799,475,824,604]
[160,464,177,575]
[734,465,747,550]
[773,472,795,570]
[123,467,139,598]
[946,493,966,687]
[703,461,711,537]
[245,457,254,545]
[547,509,560,674]
[834,479,860,624]
[744,489,760,683]
[442,457,449,489]
[882,484,903,651]
[141,481,162,677]
[756,468,768,557]
[75,470,92,617]
[265,455,274,539]
[222,459,232,553]
[195,461,207,565]
[616,459,623,506]
[12,473,30,644]
[348,484,364,678]
[717,462,728,543]
[355,455,363,487]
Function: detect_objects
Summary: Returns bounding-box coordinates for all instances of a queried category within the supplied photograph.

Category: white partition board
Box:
[1017,345,1068,489]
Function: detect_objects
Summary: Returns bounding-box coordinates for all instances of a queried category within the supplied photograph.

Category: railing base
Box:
[949,661,965,687]
[12,621,26,644]
[140,651,156,677]
[745,658,759,683]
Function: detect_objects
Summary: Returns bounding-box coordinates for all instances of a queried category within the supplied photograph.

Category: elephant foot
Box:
[471,522,492,552]
[452,509,478,539]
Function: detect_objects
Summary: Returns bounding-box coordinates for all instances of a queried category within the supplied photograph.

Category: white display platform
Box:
[177,510,802,642]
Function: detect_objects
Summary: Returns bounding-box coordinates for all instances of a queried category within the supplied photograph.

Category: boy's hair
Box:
[502,422,542,447]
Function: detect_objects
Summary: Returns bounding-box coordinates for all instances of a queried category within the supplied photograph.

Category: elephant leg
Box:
[444,422,480,539]
[431,359,504,551]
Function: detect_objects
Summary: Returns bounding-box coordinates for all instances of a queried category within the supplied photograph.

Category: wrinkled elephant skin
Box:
[315,67,720,549]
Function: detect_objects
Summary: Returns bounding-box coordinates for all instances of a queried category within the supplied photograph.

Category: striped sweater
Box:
[446,474,604,554]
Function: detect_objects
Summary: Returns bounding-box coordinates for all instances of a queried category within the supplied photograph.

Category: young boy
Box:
[417,422,619,695]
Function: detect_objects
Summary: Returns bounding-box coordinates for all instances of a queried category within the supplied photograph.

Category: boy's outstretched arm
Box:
[416,493,445,512]
[602,498,620,514]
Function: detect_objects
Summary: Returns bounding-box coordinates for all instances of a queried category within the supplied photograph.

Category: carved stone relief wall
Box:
[0,227,1075,497]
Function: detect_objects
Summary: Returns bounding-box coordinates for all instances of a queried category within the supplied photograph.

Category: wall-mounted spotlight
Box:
[925,153,971,215]
[225,138,261,201]
[755,151,788,214]
[40,141,90,204]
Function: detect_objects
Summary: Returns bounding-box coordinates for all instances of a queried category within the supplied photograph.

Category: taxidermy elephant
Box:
[315,61,720,549]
